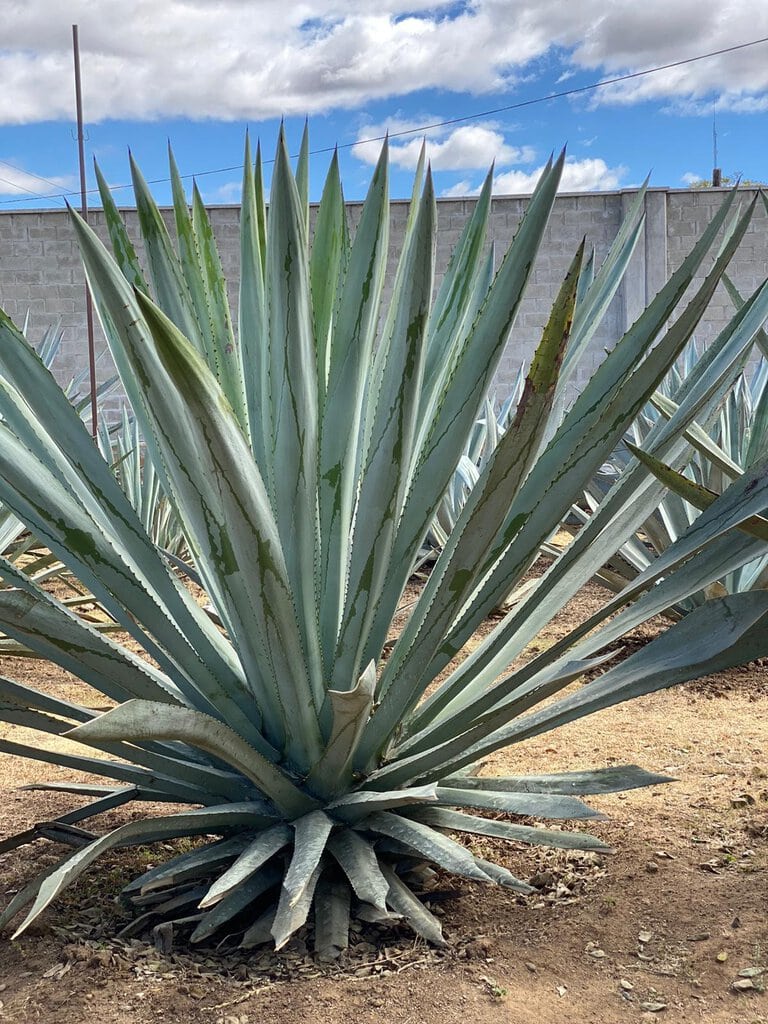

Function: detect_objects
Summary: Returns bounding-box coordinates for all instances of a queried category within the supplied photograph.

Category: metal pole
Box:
[72,24,98,437]
[712,99,722,187]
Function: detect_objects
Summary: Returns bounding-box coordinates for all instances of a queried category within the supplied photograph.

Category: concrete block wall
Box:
[666,190,768,348]
[0,186,764,417]
[490,191,624,399]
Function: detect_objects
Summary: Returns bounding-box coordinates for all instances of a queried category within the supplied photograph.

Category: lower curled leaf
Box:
[380,863,446,947]
[327,830,390,910]
[271,863,323,950]
[138,837,250,893]
[473,857,534,893]
[327,783,437,821]
[199,824,292,908]
[314,877,351,961]
[361,811,492,882]
[439,766,675,795]
[67,700,317,817]
[11,804,275,938]
[241,908,278,950]
[434,786,602,820]
[283,811,335,909]
[191,864,281,944]
[0,853,79,931]
[408,806,612,853]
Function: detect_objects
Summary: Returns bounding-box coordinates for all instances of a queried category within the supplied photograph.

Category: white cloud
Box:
[440,179,477,198]
[0,2,764,125]
[0,160,74,197]
[671,92,768,116]
[494,157,626,194]
[0,2,537,124]
[681,171,703,185]
[440,154,627,196]
[351,112,445,164]
[546,0,768,109]
[354,122,536,170]
[205,181,242,204]
[722,94,768,114]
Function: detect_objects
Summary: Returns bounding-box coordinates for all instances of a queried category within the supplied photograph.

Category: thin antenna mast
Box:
[72,24,99,437]
[712,98,722,186]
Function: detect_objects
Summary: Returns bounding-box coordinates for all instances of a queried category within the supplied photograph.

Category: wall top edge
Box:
[3,185,760,217]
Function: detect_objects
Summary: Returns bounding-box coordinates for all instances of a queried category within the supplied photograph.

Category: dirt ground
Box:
[0,577,766,1024]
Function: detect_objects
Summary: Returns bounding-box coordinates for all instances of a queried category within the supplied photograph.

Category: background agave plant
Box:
[425,391,520,553]
[569,309,768,613]
[0,318,125,650]
[424,183,648,557]
[97,407,188,560]
[0,131,768,957]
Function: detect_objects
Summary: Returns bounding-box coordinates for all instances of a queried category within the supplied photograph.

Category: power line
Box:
[0,155,69,206]
[342,35,768,154]
[0,174,67,206]
[0,157,69,198]
[1,33,767,207]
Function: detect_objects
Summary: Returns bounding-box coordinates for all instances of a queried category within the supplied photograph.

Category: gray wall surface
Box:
[0,186,765,414]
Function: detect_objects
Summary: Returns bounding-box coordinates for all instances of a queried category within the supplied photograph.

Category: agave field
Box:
[0,128,766,999]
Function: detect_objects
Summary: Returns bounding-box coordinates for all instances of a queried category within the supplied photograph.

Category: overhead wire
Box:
[0,173,67,207]
[1,33,767,207]
[0,157,70,199]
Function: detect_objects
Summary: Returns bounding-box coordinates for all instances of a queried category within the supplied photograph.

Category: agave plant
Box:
[571,317,768,612]
[1,131,768,958]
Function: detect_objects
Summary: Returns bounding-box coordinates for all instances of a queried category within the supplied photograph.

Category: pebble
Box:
[620,979,634,992]
[640,1001,667,1012]
[716,952,729,963]
[638,930,653,944]
[645,861,659,874]
[738,967,765,978]
[732,979,756,992]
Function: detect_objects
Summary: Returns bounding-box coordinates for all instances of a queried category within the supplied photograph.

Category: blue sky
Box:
[1,2,766,210]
